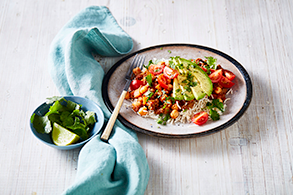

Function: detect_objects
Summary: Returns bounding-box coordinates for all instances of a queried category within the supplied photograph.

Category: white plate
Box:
[102,44,252,138]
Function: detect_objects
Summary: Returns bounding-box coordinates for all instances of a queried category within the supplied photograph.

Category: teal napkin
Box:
[48,6,149,195]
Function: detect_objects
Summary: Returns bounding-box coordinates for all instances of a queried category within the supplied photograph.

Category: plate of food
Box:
[102,44,252,138]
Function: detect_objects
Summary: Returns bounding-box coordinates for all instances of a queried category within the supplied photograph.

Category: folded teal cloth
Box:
[48,6,149,195]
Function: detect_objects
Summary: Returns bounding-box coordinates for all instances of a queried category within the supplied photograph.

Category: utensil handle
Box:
[101,90,127,142]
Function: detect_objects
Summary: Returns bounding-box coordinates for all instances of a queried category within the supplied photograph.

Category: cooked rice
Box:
[169,96,212,124]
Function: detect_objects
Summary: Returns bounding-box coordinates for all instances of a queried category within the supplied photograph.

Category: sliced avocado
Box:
[190,76,206,100]
[172,77,184,100]
[177,73,194,101]
[190,84,206,100]
[179,58,213,96]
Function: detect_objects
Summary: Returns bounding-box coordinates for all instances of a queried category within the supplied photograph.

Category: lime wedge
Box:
[52,123,80,146]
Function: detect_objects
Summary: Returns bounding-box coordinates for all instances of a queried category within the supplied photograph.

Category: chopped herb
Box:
[206,99,224,121]
[184,93,190,98]
[144,60,153,69]
[146,74,152,87]
[176,88,181,93]
[205,56,217,69]
[31,97,97,141]
[169,60,175,69]
[166,96,175,104]
[157,113,170,125]
[160,47,163,50]
[189,81,197,87]
[212,99,224,112]
[184,86,191,92]
[209,109,220,121]
[168,50,172,53]
[146,92,154,102]
[186,71,194,81]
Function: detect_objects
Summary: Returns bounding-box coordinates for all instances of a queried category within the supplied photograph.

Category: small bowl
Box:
[30,96,104,150]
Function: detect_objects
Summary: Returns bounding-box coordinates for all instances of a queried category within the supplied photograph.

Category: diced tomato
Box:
[163,66,179,79]
[219,76,235,88]
[157,74,169,90]
[130,80,144,91]
[210,69,216,73]
[209,69,223,83]
[223,69,236,81]
[200,66,207,72]
[149,64,165,75]
[191,111,209,126]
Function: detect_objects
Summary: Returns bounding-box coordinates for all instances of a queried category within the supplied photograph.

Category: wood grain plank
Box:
[1,0,293,194]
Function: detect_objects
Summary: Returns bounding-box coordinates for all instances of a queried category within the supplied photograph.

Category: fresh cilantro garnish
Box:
[146,91,154,102]
[31,97,97,140]
[168,50,172,53]
[213,99,224,112]
[184,85,191,92]
[169,60,175,69]
[157,113,170,125]
[189,81,197,87]
[206,99,224,121]
[144,60,153,69]
[205,56,217,69]
[166,96,175,104]
[146,74,152,87]
[209,109,220,121]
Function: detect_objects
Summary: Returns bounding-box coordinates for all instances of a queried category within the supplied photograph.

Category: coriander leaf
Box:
[65,100,79,112]
[66,117,87,132]
[157,113,170,125]
[45,100,64,116]
[84,111,96,126]
[71,128,88,140]
[46,96,63,104]
[60,111,74,127]
[144,60,153,69]
[31,114,52,134]
[146,74,152,87]
[212,99,224,112]
[146,92,154,102]
[168,50,172,53]
[205,56,217,69]
[166,96,175,104]
[157,118,163,124]
[169,60,175,69]
[48,113,61,126]
[210,109,220,121]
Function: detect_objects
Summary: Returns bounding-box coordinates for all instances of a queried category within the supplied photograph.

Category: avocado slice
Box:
[173,77,184,100]
[190,76,206,100]
[177,74,195,101]
[179,58,213,97]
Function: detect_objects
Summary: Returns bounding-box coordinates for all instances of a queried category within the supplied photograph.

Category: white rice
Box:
[169,96,212,125]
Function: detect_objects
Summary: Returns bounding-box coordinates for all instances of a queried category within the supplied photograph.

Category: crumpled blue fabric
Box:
[48,6,149,195]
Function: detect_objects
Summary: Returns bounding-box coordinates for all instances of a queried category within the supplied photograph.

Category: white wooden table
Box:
[1,0,293,194]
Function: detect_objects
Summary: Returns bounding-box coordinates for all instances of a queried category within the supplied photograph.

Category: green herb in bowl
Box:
[31,96,97,146]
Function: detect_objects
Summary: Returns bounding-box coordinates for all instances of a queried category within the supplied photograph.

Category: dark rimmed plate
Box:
[102,44,252,138]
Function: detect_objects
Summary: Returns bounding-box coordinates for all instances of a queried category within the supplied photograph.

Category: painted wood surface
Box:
[0,0,292,194]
